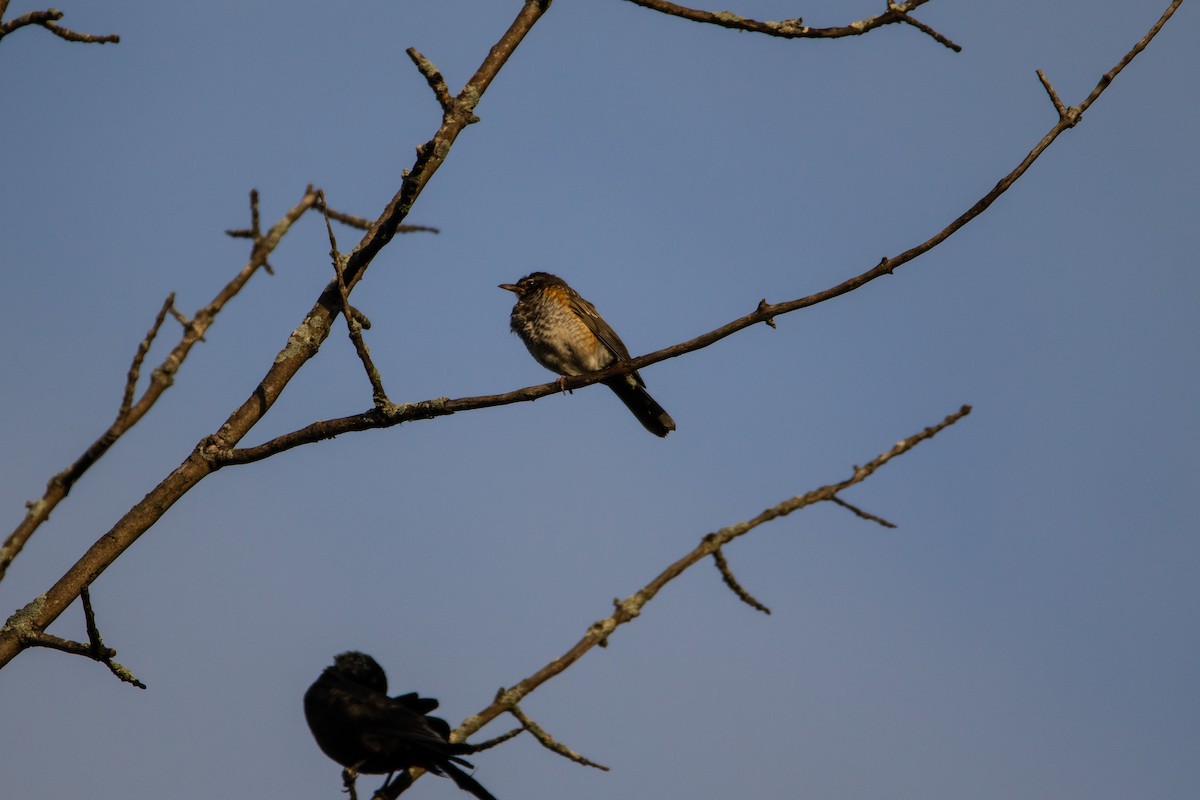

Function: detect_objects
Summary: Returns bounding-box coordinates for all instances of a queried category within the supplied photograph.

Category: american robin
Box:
[499,272,676,437]
[304,651,498,800]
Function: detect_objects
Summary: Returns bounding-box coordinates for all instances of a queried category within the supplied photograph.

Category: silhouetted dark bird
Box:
[500,272,676,437]
[304,651,497,800]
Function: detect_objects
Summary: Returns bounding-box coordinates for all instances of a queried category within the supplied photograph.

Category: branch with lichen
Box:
[0,4,119,43]
[4,587,145,688]
[622,0,960,51]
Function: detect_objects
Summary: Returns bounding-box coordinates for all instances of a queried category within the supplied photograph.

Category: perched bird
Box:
[500,272,676,437]
[304,651,497,800]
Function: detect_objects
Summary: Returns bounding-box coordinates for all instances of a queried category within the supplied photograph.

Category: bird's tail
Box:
[604,375,676,437]
[440,759,499,800]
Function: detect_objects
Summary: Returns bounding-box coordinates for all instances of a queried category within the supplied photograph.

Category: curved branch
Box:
[20,587,146,688]
[0,6,119,43]
[623,0,960,51]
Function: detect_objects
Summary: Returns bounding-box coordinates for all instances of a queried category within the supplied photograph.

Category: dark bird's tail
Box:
[604,376,675,437]
[440,759,499,800]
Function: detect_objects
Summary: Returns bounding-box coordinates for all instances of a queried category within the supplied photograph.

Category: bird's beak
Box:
[498,283,521,295]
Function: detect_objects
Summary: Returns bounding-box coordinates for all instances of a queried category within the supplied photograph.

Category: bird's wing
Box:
[392,691,441,716]
[567,289,634,363]
[317,677,449,754]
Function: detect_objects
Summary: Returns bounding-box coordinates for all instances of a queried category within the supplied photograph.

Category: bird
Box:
[499,272,676,437]
[304,651,498,800]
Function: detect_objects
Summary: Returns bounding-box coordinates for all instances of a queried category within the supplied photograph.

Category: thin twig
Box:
[17,588,146,688]
[406,47,454,114]
[830,496,898,529]
[509,703,610,771]
[246,189,274,275]
[119,294,175,419]
[453,725,525,753]
[895,10,962,52]
[1036,69,1068,118]
[342,208,436,235]
[712,547,771,614]
[319,190,390,406]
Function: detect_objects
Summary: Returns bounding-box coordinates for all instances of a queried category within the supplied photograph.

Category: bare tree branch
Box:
[830,496,898,529]
[12,587,145,688]
[319,190,390,406]
[463,726,526,752]
[713,547,772,614]
[407,47,455,115]
[119,293,175,419]
[508,703,610,770]
[223,189,274,274]
[320,206,439,235]
[0,6,119,43]
[452,405,972,742]
[622,0,960,51]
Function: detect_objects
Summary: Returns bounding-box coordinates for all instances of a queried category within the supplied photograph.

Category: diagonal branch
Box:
[830,496,897,529]
[12,587,145,688]
[119,293,175,419]
[713,547,771,614]
[453,405,972,741]
[319,190,390,406]
[406,47,455,115]
[508,703,610,770]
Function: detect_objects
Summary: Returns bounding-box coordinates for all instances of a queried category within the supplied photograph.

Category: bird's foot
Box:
[341,767,359,800]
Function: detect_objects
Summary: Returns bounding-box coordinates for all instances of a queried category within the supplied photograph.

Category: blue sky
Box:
[2,2,1197,799]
